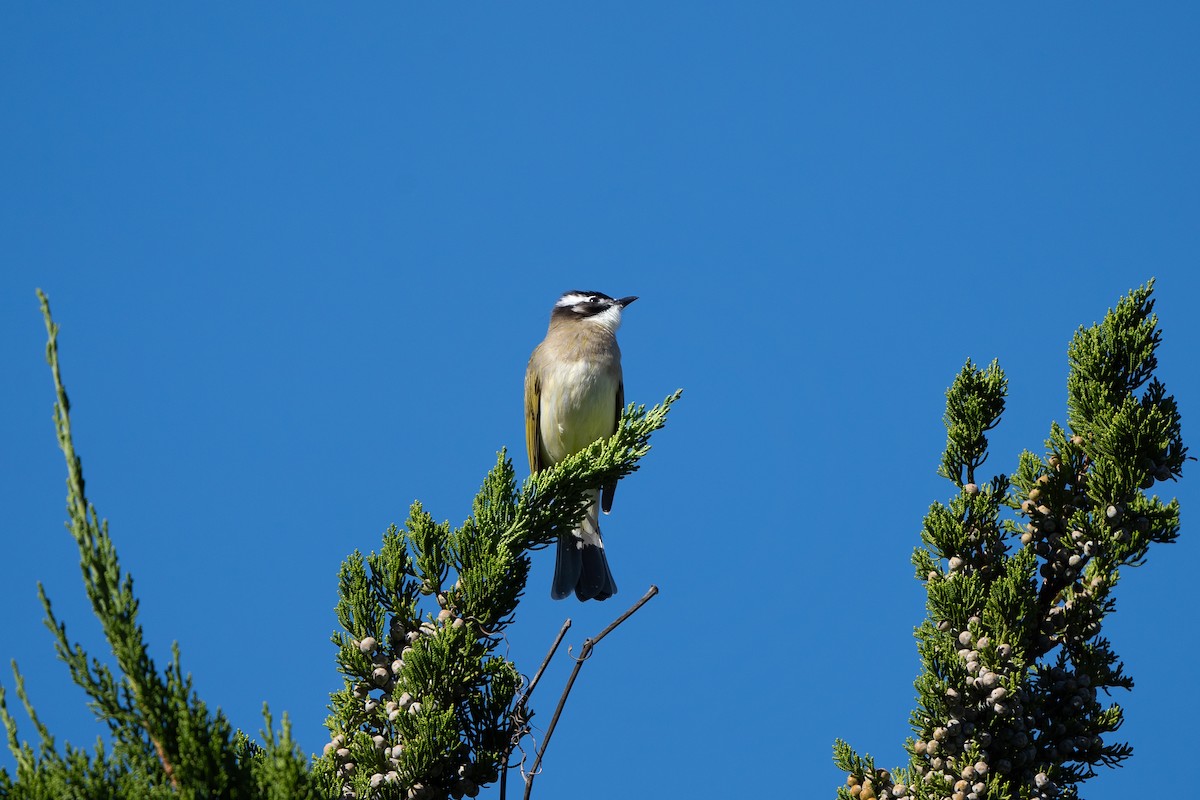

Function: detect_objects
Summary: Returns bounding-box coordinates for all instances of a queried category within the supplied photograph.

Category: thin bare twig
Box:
[500,618,572,800]
[519,618,573,711]
[522,585,659,800]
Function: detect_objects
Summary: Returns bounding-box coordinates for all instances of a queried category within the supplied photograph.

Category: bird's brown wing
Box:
[601,378,623,513]
[524,360,542,474]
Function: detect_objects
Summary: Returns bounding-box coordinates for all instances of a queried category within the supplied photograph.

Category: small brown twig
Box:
[519,618,573,712]
[152,737,179,789]
[500,618,572,800]
[522,585,659,800]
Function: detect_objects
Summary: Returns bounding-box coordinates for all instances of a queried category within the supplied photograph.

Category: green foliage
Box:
[3,291,679,799]
[939,360,1008,488]
[835,282,1187,800]
[319,395,681,799]
[0,293,320,800]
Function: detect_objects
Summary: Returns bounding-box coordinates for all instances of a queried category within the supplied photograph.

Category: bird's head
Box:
[551,290,638,333]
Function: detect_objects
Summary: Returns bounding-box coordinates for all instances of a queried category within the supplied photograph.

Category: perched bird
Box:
[525,290,638,601]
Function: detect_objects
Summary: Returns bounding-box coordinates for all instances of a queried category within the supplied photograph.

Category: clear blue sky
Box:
[2,5,1198,798]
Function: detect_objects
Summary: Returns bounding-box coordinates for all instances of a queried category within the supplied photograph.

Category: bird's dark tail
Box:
[551,494,617,601]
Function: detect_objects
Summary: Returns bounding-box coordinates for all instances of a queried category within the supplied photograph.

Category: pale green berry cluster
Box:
[324,590,498,799]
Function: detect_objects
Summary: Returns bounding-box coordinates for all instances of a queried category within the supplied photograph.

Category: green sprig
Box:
[836,282,1186,800]
[322,391,681,798]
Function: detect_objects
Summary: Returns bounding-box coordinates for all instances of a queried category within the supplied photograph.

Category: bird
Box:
[525,290,638,601]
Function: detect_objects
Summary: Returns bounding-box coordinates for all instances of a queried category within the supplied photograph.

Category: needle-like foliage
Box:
[0,292,319,800]
[317,397,681,799]
[1,292,679,800]
[834,281,1186,800]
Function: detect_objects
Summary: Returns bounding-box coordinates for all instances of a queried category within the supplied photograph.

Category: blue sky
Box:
[2,5,1198,798]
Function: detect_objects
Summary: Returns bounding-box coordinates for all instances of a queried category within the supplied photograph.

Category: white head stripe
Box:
[555,292,598,308]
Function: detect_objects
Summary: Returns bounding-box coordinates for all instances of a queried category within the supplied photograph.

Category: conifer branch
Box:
[0,292,318,799]
[835,282,1186,800]
[321,390,679,799]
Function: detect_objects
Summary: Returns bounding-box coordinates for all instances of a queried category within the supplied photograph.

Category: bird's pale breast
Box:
[538,355,620,465]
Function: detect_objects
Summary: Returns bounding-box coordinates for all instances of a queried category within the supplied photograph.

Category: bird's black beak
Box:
[617,296,639,308]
